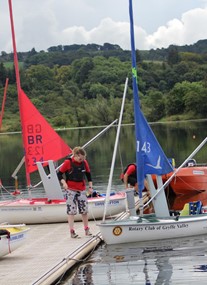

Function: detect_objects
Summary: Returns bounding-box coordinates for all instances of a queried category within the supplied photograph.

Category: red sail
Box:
[19,88,72,173]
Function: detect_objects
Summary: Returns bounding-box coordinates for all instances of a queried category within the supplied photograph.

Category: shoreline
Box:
[1,118,207,135]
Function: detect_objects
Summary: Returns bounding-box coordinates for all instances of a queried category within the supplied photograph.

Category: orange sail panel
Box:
[19,88,72,173]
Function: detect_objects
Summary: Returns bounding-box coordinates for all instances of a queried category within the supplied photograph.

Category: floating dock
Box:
[0,195,148,284]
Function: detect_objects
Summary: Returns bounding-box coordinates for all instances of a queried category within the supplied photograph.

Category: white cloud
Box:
[147,19,185,49]
[147,8,207,49]
[182,8,207,43]
[0,1,207,52]
[58,7,207,51]
[60,18,148,50]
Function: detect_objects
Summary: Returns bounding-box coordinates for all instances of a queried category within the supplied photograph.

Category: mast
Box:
[8,0,31,186]
[129,0,144,214]
[129,0,173,216]
[102,78,128,222]
[0,78,9,130]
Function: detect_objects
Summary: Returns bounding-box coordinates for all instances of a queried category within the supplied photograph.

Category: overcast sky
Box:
[1,0,207,53]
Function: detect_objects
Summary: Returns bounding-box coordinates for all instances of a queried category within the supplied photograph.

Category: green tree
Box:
[165,82,186,116]
[183,82,207,116]
[71,57,94,85]
[143,90,165,121]
[167,45,180,65]
[0,63,7,86]
[23,64,55,92]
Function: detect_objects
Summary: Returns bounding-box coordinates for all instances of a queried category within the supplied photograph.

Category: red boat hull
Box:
[164,166,207,195]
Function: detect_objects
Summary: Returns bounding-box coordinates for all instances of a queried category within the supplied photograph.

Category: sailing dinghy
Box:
[0,223,30,257]
[0,0,126,224]
[97,0,207,245]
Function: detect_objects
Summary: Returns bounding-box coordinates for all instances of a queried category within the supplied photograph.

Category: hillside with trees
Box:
[0,40,207,131]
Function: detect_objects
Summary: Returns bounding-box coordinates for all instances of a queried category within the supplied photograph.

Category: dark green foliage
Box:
[1,40,207,131]
[167,45,180,65]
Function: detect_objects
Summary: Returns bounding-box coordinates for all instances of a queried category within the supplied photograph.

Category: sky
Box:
[0,0,207,53]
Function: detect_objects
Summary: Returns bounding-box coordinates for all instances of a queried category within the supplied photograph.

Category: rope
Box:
[172,174,205,193]
[0,182,14,196]
[0,181,22,198]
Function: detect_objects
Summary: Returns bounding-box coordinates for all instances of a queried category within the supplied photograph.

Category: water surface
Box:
[62,234,207,284]
[1,121,207,284]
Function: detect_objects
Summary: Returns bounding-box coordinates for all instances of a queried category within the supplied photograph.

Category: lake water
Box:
[63,234,207,284]
[0,120,207,190]
[1,121,207,284]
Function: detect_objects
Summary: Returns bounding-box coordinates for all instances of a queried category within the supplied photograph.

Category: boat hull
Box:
[98,214,207,244]
[0,225,30,257]
[161,166,207,195]
[0,193,126,224]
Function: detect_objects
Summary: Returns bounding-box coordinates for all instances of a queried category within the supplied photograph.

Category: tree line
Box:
[0,41,207,132]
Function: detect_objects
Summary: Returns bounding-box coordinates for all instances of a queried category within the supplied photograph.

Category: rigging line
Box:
[33,119,118,188]
[81,119,118,149]
[171,175,203,191]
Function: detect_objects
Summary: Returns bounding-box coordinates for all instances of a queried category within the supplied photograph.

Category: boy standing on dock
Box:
[57,146,93,238]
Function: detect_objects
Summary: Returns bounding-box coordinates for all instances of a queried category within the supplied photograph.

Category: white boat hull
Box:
[0,193,126,224]
[98,214,207,244]
[0,225,30,257]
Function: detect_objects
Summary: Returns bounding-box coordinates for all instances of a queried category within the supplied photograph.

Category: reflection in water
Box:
[63,235,207,284]
[143,260,152,285]
[1,121,207,188]
[195,265,207,272]
[69,264,94,285]
[155,257,172,285]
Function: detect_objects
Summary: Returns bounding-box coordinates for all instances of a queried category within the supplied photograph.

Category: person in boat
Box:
[121,163,149,195]
[57,146,93,238]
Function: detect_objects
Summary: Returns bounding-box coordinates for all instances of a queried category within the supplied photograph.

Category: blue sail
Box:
[129,0,173,196]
